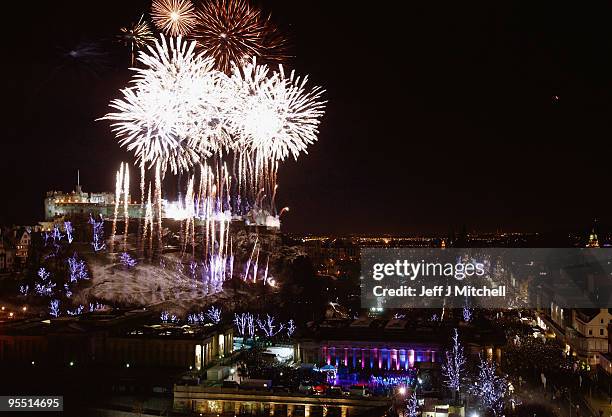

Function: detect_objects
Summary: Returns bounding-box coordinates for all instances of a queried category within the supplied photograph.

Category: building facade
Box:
[44,184,132,221]
[0,311,234,371]
[0,237,15,273]
[294,317,504,372]
[14,229,31,264]
[566,309,612,366]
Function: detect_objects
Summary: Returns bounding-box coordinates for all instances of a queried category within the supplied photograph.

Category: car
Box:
[313,384,327,395]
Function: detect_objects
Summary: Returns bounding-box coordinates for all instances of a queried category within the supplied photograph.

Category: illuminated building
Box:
[295,318,440,371]
[566,309,612,366]
[14,228,31,264]
[0,309,233,370]
[587,228,600,248]
[294,317,504,372]
[44,183,127,221]
[173,386,391,416]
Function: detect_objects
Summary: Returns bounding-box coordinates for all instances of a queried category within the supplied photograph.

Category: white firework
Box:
[227,58,326,162]
[102,36,227,174]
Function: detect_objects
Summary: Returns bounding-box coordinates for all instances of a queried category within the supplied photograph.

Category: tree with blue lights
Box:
[64,221,74,244]
[286,319,296,338]
[473,354,507,416]
[89,214,106,252]
[442,328,466,400]
[49,300,60,317]
[463,306,472,322]
[206,306,222,324]
[38,267,50,281]
[52,225,63,242]
[256,314,284,337]
[160,311,169,323]
[120,252,137,268]
[68,253,88,282]
[406,392,418,417]
[234,313,249,336]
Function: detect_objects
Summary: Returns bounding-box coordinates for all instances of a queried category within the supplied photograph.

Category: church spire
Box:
[586,219,599,248]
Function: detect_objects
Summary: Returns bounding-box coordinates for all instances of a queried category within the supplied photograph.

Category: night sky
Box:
[5,1,612,235]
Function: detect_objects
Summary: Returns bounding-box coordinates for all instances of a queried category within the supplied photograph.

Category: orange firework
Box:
[193,0,287,74]
[151,0,197,37]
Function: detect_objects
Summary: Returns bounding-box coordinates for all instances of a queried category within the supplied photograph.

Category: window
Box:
[589,330,593,335]
[601,329,604,336]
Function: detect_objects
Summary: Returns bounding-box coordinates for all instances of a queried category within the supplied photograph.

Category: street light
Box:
[398,386,406,396]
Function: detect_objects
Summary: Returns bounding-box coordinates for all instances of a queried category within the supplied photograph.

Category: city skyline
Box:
[2,2,612,416]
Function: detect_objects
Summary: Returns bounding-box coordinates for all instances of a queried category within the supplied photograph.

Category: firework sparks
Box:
[102,36,225,174]
[118,15,155,66]
[103,21,326,259]
[193,0,287,74]
[56,40,110,77]
[229,59,326,162]
[123,163,130,250]
[224,59,325,213]
[111,163,124,251]
[151,0,196,37]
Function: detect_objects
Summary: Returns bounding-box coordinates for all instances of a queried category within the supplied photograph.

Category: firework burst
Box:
[228,58,326,162]
[152,0,197,37]
[118,15,155,66]
[102,36,226,174]
[194,0,287,74]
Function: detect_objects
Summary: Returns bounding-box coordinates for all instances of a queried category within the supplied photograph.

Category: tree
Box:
[406,392,419,417]
[462,306,472,322]
[49,299,60,317]
[473,354,507,416]
[442,328,466,399]
[234,313,248,336]
[119,252,137,268]
[206,306,222,324]
[89,214,106,252]
[256,314,285,337]
[286,319,296,337]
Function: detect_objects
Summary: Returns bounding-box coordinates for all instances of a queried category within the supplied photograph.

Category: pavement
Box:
[584,384,612,417]
[513,379,598,417]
